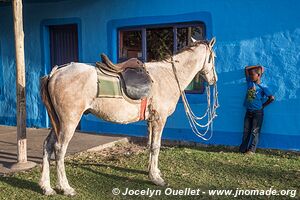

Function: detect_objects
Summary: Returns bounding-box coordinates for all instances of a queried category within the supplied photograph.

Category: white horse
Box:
[39,38,217,196]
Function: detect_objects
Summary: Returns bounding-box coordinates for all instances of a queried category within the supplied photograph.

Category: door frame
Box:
[40,18,82,128]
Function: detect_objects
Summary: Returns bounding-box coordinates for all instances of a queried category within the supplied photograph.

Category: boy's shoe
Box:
[245,151,255,155]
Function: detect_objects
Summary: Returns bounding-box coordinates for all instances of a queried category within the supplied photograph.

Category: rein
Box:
[170,45,219,141]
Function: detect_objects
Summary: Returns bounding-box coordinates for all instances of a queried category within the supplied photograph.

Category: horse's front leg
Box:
[148,113,167,186]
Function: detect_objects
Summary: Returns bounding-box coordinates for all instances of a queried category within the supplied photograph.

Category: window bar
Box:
[118,30,122,62]
[142,28,147,62]
[173,27,177,54]
[187,27,192,46]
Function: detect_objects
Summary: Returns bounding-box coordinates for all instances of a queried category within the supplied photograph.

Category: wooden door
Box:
[49,24,79,67]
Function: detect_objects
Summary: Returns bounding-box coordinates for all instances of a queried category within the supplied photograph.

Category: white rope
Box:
[170,45,219,141]
[181,86,210,120]
[182,84,219,140]
[182,86,212,126]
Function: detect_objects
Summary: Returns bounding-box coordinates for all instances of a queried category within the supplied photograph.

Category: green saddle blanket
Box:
[96,68,122,98]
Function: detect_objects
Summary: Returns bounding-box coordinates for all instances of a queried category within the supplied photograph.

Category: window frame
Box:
[117,22,206,94]
[0,41,3,99]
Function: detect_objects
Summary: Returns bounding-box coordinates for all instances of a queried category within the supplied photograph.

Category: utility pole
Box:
[10,0,36,171]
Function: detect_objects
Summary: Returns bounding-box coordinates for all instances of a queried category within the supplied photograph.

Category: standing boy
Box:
[239,65,275,154]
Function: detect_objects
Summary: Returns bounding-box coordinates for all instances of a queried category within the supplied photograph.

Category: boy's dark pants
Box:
[239,109,264,153]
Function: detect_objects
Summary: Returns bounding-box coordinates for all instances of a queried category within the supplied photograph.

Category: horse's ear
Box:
[191,37,197,43]
[209,37,216,48]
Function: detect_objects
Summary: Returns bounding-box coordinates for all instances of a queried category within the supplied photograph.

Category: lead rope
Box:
[170,47,219,141]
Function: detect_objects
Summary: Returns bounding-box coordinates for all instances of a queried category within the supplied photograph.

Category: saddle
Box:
[96,54,152,100]
[100,54,144,73]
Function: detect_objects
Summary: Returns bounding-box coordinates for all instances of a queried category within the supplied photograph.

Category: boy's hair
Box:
[249,66,262,76]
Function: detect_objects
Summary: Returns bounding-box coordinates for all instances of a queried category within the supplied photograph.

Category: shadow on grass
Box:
[0,176,42,194]
[200,159,298,183]
[255,148,300,157]
[67,162,152,185]
[173,145,300,158]
[66,162,148,175]
[171,145,239,153]
[0,151,42,164]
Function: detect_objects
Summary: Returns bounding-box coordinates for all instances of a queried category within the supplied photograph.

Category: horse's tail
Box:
[40,67,60,137]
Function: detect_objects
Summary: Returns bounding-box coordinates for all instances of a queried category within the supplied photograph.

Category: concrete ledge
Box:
[86,137,129,152]
[0,126,128,175]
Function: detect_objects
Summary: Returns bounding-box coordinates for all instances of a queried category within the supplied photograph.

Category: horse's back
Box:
[47,62,98,118]
[50,62,95,79]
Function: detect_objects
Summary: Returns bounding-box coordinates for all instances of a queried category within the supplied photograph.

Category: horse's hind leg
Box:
[54,122,77,196]
[39,129,57,195]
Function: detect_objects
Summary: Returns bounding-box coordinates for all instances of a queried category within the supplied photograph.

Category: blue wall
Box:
[0,0,299,151]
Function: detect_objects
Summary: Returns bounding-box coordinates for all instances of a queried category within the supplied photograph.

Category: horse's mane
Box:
[177,40,209,53]
[148,40,209,63]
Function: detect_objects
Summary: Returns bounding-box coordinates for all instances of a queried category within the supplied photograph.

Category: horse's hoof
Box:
[150,174,166,186]
[43,188,57,196]
[63,187,76,196]
[152,178,166,186]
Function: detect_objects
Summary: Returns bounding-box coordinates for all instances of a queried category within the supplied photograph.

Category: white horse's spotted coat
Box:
[39,39,217,195]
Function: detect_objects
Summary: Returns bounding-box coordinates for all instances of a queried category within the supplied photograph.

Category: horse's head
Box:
[198,37,218,85]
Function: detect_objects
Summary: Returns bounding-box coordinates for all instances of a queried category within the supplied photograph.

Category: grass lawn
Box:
[0,143,299,200]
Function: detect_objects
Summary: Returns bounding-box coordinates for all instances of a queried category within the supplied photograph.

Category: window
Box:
[0,42,3,97]
[119,30,143,61]
[118,22,206,93]
[147,27,173,61]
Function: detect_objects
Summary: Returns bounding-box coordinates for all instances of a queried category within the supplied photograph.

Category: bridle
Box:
[171,42,219,140]
[199,44,217,81]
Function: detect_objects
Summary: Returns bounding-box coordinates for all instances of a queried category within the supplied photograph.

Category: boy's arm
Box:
[245,66,257,78]
[263,95,275,109]
[245,67,250,78]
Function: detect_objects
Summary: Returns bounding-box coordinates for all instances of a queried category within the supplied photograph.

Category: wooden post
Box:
[12,0,27,163]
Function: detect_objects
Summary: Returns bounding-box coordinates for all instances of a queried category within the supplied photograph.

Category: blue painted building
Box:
[0,0,299,151]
